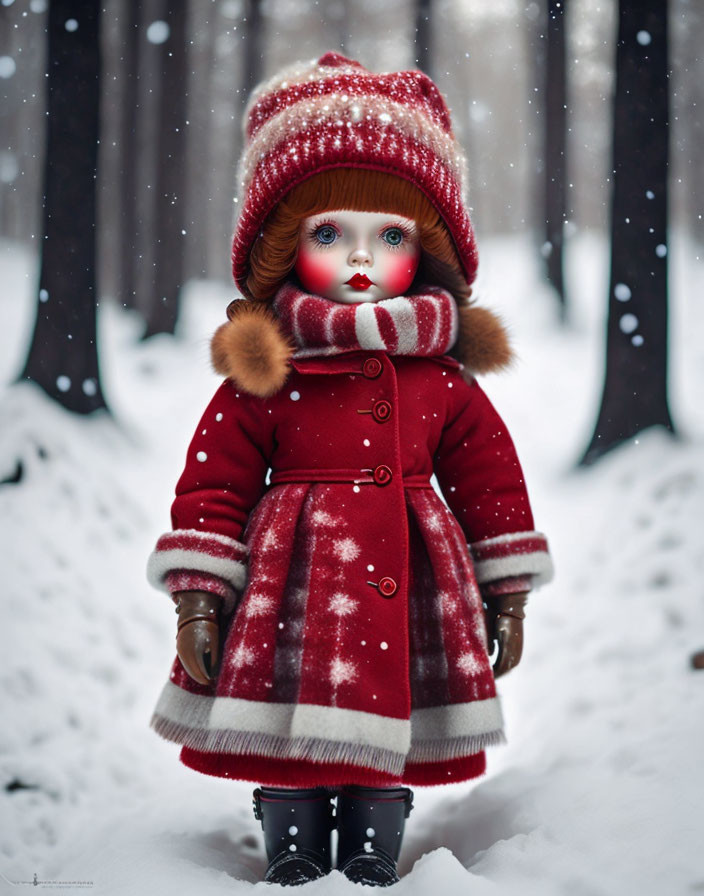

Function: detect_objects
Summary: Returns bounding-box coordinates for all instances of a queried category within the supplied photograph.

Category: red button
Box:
[373,464,393,486]
[362,358,383,379]
[372,400,392,423]
[378,577,398,597]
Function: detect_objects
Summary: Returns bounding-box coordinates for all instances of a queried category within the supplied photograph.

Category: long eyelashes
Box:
[306,219,340,246]
[305,219,416,250]
[380,225,414,250]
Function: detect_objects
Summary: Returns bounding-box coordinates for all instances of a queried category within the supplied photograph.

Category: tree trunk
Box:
[544,0,567,318]
[414,0,433,76]
[338,0,349,56]
[116,1,141,311]
[232,0,264,208]
[142,4,189,338]
[581,0,674,465]
[19,0,107,414]
[184,0,218,282]
[242,0,264,98]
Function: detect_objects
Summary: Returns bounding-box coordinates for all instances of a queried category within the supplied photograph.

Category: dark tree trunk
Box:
[232,0,264,210]
[184,0,219,282]
[116,1,140,311]
[544,0,567,317]
[142,4,189,338]
[414,0,433,76]
[338,0,349,55]
[581,0,674,465]
[19,0,107,414]
[242,0,264,99]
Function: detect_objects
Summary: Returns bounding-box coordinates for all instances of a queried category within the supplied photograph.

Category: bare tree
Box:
[544,0,567,318]
[142,5,189,338]
[581,0,674,465]
[116,2,141,312]
[414,0,433,76]
[20,0,107,414]
[0,3,46,244]
[242,0,265,100]
[183,0,219,281]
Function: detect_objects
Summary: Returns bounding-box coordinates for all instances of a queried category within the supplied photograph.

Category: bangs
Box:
[280,168,440,225]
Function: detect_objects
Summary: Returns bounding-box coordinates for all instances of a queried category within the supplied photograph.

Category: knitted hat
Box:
[231,51,478,294]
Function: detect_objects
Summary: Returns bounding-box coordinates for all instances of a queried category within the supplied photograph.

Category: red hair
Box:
[244,168,471,305]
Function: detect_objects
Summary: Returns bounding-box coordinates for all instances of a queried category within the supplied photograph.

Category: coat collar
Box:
[210,288,510,398]
[289,350,462,377]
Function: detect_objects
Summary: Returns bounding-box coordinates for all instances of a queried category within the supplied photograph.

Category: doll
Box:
[147,52,553,887]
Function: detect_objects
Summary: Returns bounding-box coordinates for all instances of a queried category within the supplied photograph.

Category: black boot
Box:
[337,785,414,887]
[252,786,335,886]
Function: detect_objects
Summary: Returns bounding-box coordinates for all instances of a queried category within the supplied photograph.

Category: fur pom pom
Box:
[456,305,513,375]
[210,301,295,398]
[210,296,513,398]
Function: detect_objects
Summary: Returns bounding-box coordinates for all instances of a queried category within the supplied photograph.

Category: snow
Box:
[0,56,16,79]
[619,313,638,334]
[1,230,703,893]
[146,21,170,46]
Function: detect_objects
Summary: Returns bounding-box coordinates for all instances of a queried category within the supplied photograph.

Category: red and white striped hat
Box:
[231,51,478,293]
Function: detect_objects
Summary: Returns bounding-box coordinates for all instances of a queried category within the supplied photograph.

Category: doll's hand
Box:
[174,591,221,685]
[484,592,527,678]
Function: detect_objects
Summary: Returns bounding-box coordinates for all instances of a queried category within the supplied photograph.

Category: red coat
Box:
[148,350,551,787]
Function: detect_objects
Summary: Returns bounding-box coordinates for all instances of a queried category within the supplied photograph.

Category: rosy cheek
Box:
[385,249,421,295]
[294,247,337,296]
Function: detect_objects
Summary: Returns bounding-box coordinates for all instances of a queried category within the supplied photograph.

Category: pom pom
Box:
[456,305,514,375]
[210,301,295,398]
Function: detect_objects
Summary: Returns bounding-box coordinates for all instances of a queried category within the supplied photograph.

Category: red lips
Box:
[346,273,373,290]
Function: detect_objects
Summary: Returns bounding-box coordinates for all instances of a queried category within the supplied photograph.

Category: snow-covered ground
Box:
[1,231,703,895]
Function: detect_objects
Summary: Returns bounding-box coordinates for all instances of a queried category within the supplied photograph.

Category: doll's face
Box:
[294,209,421,303]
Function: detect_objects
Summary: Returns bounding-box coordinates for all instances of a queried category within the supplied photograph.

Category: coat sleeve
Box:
[146,380,274,612]
[433,373,553,592]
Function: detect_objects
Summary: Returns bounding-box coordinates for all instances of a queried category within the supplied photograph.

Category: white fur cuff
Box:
[470,530,553,588]
[147,528,249,613]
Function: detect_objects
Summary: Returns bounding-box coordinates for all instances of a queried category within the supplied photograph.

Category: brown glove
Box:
[173,591,222,686]
[484,592,528,678]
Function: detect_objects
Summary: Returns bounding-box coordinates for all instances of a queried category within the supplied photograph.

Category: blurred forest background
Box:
[1,0,702,457]
[2,5,704,884]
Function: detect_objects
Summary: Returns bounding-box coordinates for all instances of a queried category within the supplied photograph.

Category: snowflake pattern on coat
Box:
[148,350,552,787]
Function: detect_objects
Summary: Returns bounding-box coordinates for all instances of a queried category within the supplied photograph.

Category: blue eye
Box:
[315,225,338,245]
[382,227,404,247]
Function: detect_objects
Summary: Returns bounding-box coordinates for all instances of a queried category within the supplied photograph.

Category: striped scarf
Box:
[271,281,459,359]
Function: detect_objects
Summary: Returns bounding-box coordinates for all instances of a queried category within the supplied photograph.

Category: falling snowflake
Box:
[330,658,358,686]
[244,593,275,616]
[457,653,482,676]
[329,592,358,616]
[312,510,337,527]
[333,537,361,562]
